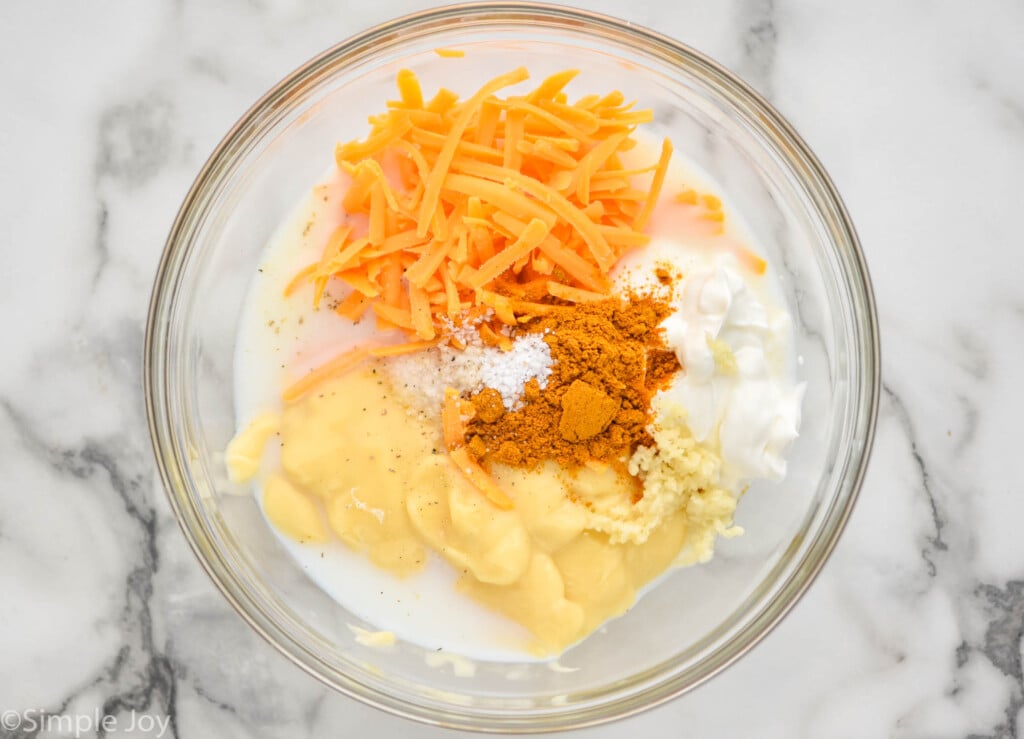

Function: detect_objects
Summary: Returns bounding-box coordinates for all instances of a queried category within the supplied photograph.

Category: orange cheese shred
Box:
[396,68,424,109]
[632,137,673,232]
[408,283,436,340]
[441,387,468,451]
[526,69,579,103]
[282,345,373,402]
[335,290,370,321]
[546,281,607,303]
[467,218,550,289]
[449,446,514,510]
[282,263,318,298]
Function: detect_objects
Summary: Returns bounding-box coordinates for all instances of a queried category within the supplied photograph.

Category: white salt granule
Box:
[385,333,552,412]
[479,334,553,408]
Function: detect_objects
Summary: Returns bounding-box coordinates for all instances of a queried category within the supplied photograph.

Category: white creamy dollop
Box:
[661,265,804,483]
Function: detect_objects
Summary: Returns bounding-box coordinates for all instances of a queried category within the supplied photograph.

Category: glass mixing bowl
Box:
[145,3,879,731]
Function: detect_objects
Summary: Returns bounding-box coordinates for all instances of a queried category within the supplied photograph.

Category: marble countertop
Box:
[2,1,1022,737]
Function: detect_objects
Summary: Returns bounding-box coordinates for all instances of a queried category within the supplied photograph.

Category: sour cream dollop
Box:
[660,264,804,483]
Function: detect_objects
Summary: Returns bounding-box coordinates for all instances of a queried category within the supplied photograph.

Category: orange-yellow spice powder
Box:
[465,293,680,470]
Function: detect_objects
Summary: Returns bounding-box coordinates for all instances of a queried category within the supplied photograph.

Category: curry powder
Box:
[465,293,680,470]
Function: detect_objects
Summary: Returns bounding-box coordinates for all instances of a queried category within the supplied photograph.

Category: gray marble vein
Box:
[882,382,948,574]
[2,1,1024,737]
[735,0,778,99]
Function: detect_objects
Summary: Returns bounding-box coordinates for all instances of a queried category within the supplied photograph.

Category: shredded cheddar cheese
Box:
[287,66,672,343]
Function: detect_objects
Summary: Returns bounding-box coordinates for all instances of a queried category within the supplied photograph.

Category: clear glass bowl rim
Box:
[145,2,880,732]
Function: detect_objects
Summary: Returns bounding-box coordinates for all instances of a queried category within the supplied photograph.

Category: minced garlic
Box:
[630,398,740,564]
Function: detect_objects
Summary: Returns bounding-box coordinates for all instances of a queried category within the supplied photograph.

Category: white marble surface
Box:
[1,0,1022,737]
